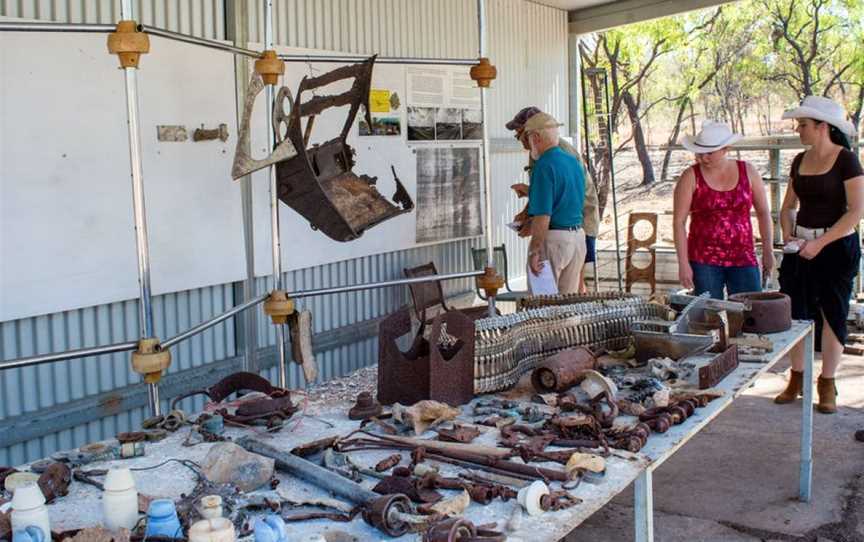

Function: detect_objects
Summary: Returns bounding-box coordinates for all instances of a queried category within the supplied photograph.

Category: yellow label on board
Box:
[369,89,391,113]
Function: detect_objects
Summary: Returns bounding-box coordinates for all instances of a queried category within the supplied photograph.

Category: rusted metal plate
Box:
[378,307,475,406]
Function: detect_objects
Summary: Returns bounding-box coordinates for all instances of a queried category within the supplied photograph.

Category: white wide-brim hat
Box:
[781,96,855,136]
[681,121,742,153]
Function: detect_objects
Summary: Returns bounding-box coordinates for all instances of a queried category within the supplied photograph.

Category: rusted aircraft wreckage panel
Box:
[232,56,414,242]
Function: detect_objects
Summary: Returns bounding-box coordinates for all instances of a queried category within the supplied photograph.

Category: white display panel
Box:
[0,30,481,321]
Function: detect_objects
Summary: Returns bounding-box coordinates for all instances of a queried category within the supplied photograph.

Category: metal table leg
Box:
[634,469,654,542]
[799,324,814,502]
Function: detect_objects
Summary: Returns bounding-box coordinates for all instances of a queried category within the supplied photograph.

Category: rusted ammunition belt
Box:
[473,298,668,392]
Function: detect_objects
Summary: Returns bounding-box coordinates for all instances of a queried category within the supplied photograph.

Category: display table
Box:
[12,321,814,542]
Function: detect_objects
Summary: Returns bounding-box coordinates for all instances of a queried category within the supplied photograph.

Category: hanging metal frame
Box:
[0,2,499,414]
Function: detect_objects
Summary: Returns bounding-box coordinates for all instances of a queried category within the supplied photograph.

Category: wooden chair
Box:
[403,262,494,323]
[470,245,529,302]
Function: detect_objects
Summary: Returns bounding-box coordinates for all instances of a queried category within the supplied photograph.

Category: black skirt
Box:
[778,232,861,348]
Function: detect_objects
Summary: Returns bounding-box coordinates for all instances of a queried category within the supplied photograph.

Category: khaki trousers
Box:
[528,229,586,295]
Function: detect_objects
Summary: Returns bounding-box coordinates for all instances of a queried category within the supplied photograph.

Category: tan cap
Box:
[523,112,563,134]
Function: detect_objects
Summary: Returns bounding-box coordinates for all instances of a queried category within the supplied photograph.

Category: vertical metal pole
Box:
[798,324,814,502]
[263,0,288,388]
[477,0,496,318]
[580,67,600,292]
[119,0,159,416]
[769,148,782,252]
[228,0,258,373]
[634,469,654,542]
[604,71,623,291]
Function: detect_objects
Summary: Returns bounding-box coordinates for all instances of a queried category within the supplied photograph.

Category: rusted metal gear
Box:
[348,392,383,420]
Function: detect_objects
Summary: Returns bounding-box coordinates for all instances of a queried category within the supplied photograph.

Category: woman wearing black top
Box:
[774,96,864,414]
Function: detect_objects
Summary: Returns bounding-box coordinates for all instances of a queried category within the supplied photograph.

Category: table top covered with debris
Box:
[0,319,812,542]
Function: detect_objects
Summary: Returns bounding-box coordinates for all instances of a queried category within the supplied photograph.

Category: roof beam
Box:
[569,0,738,34]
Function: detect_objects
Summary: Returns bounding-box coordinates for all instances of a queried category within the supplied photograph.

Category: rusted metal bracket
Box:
[171,372,297,426]
[378,308,475,406]
[698,345,739,389]
[231,72,298,179]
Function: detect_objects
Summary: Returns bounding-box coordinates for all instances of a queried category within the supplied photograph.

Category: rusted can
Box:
[531,347,596,393]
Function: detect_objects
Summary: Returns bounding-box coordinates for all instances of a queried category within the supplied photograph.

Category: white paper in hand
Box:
[528,260,558,295]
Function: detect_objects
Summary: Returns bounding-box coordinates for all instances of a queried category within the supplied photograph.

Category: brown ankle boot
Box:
[817,376,838,414]
[774,369,803,404]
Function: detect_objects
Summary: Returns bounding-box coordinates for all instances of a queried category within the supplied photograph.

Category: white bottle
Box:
[102,468,139,530]
[188,518,235,542]
[199,495,223,519]
[10,484,51,539]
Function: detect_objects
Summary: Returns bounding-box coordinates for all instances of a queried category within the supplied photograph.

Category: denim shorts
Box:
[690,261,761,300]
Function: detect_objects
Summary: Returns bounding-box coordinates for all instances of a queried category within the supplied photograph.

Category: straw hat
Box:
[781,96,855,136]
[681,121,742,153]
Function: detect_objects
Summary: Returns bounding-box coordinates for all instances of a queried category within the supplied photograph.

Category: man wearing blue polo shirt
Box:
[523,112,586,294]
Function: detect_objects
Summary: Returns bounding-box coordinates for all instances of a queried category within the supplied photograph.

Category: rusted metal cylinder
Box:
[531,347,596,393]
[728,292,792,333]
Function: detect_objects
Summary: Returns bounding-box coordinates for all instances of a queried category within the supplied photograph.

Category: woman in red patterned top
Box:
[673,122,774,299]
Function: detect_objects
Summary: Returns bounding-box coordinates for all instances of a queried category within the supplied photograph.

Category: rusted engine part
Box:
[668,292,748,338]
[376,468,515,508]
[171,372,296,427]
[728,292,792,334]
[375,454,403,472]
[688,309,730,352]
[374,468,442,504]
[625,212,658,296]
[639,398,701,433]
[541,490,582,511]
[231,72,298,179]
[437,425,481,444]
[274,56,414,242]
[698,346,739,389]
[423,517,506,542]
[517,291,641,311]
[143,410,187,432]
[475,298,670,393]
[531,347,596,393]
[237,437,416,537]
[349,392,383,420]
[631,329,715,364]
[378,308,475,406]
[339,434,572,483]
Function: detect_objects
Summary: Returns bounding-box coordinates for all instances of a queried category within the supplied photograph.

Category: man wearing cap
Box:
[507,107,599,293]
[519,112,587,293]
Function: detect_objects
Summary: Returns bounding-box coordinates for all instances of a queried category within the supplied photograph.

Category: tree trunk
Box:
[622,91,655,186]
[662,98,689,181]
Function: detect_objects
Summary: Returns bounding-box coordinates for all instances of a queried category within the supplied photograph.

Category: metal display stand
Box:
[0,1,504,417]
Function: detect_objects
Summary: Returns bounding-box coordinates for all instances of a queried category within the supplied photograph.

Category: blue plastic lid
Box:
[147,499,177,518]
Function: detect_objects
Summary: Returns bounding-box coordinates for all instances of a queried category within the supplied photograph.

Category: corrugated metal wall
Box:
[0,0,226,39]
[0,0,569,465]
